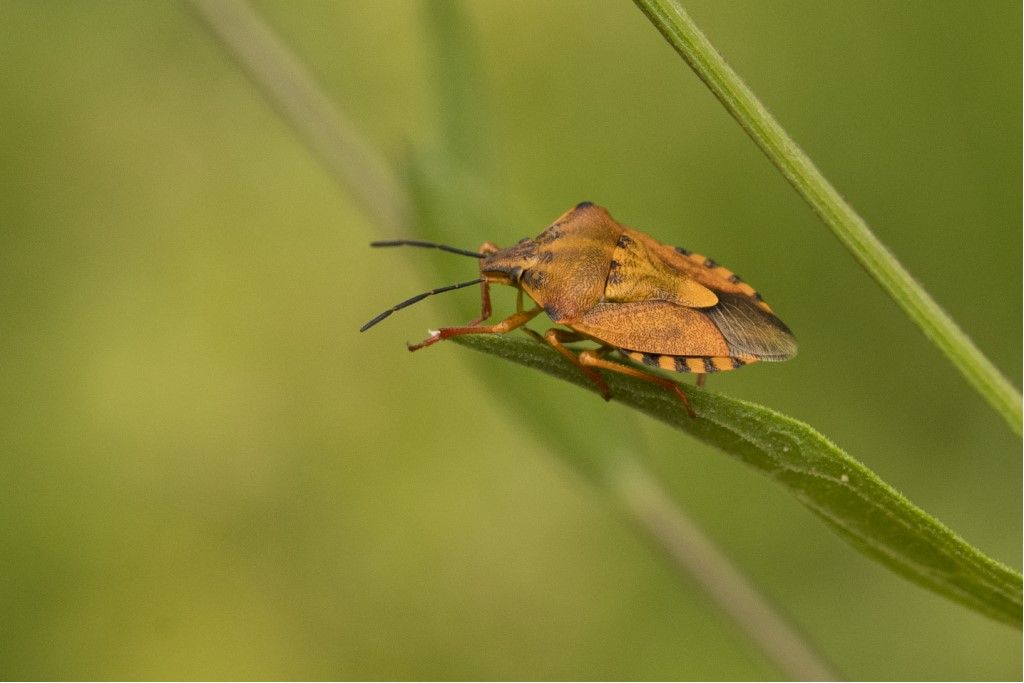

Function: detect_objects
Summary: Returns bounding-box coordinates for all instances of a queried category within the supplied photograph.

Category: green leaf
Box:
[451,332,1023,628]
[631,0,1022,436]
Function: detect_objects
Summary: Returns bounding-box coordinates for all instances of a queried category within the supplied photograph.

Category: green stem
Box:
[632,0,1022,436]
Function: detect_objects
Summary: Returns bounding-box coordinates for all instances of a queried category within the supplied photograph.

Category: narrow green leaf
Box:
[631,0,1022,435]
[452,332,1023,628]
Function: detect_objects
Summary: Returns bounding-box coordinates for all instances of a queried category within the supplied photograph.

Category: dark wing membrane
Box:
[704,292,797,360]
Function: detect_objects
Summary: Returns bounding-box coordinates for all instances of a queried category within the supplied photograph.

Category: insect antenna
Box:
[370,240,486,259]
[359,278,484,332]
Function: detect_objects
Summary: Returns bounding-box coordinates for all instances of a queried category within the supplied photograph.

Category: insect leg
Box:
[535,328,610,400]
[578,350,696,418]
[697,374,706,388]
[463,244,500,326]
[408,306,542,351]
[463,279,493,326]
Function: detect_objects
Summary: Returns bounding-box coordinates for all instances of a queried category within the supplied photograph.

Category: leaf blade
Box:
[452,332,1023,627]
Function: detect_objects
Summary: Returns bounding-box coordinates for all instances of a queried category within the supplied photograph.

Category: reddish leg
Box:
[578,349,696,418]
[464,279,492,326]
[697,374,707,388]
[463,242,500,326]
[408,306,542,351]
[522,328,611,399]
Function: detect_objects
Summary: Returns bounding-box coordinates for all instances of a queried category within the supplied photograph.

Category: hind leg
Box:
[577,349,696,418]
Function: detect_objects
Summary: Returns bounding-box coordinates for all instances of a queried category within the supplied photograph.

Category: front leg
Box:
[408,306,542,351]
[463,279,493,327]
[463,242,501,326]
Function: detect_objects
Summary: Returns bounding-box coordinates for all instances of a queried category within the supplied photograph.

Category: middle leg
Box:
[525,328,611,400]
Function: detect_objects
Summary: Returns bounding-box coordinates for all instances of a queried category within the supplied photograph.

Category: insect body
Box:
[361,202,797,416]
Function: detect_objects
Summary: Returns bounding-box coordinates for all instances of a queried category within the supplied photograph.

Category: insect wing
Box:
[703,292,797,360]
[605,231,718,308]
[568,301,732,357]
[627,228,798,361]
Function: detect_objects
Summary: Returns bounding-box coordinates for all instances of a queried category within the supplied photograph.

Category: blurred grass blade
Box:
[452,333,1023,628]
[423,0,489,173]
[611,463,840,680]
[187,0,407,232]
[631,0,1022,436]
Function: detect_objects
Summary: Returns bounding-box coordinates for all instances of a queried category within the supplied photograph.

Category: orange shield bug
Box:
[361,202,797,416]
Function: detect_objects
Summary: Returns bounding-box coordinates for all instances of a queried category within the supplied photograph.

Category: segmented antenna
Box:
[359,278,484,332]
[371,240,485,259]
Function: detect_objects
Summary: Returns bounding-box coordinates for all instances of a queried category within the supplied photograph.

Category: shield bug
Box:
[360,202,797,416]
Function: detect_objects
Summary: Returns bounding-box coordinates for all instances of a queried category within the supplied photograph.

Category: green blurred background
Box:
[1,1,1020,679]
